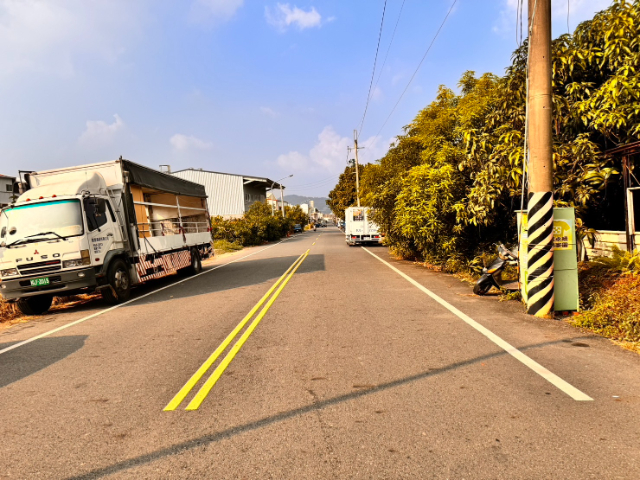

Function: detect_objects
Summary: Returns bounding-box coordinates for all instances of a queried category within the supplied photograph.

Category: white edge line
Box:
[0,238,295,356]
[361,247,593,402]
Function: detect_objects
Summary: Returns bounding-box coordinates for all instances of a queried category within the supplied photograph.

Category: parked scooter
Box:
[473,243,519,295]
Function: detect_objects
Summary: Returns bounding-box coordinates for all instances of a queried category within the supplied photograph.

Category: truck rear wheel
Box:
[185,249,202,275]
[102,259,131,304]
[17,295,53,315]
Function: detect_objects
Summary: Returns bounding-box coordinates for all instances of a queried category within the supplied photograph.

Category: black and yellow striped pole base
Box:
[526,191,554,316]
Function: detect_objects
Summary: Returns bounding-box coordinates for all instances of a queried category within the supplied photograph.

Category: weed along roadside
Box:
[404,248,640,354]
[571,251,640,353]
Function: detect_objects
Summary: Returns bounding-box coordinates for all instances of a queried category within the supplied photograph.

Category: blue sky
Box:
[0,0,613,197]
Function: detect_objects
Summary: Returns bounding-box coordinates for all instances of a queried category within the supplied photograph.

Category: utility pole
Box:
[280,183,285,218]
[525,0,554,317]
[353,130,361,207]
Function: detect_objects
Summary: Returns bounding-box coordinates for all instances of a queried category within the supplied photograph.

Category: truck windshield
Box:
[1,199,84,246]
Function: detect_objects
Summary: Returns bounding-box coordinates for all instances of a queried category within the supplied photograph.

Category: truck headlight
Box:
[63,250,91,268]
[1,268,18,277]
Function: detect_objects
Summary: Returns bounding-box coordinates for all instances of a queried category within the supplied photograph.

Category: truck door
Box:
[84,197,118,262]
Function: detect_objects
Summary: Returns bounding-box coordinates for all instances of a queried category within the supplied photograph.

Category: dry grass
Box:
[572,263,640,347]
[213,239,244,255]
[1,293,100,327]
[0,299,20,324]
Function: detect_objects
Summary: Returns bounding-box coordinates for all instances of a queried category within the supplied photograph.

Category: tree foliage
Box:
[327,164,366,220]
[211,201,296,246]
[284,205,309,228]
[353,0,640,268]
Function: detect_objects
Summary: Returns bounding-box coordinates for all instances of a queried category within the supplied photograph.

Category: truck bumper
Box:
[346,236,382,245]
[0,267,97,300]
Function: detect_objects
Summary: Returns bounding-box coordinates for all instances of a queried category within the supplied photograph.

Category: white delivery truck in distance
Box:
[344,206,382,246]
[0,159,213,315]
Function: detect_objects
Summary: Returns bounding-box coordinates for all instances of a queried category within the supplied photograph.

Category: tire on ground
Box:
[17,295,53,315]
[185,248,202,275]
[102,258,132,304]
[473,279,493,296]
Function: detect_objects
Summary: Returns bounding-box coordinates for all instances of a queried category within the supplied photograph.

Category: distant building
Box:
[171,168,286,218]
[266,193,288,214]
[0,174,15,207]
[299,203,309,214]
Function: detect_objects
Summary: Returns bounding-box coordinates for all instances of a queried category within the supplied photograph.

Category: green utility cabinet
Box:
[552,207,579,311]
[518,207,579,311]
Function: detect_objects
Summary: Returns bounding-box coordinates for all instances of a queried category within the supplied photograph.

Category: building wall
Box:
[172,170,245,218]
[243,183,267,211]
[0,177,14,207]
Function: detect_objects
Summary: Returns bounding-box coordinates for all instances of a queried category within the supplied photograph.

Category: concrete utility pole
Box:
[353,130,361,207]
[525,0,555,317]
[280,183,285,218]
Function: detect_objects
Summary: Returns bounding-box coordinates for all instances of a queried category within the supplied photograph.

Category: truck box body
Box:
[0,159,213,310]
[344,207,382,246]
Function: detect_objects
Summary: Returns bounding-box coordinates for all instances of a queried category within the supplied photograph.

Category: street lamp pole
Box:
[270,174,293,217]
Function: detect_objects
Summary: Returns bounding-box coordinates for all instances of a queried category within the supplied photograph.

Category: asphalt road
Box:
[1,227,639,479]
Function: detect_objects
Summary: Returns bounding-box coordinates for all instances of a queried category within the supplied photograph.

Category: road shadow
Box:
[66,336,592,480]
[6,252,326,317]
[0,335,88,388]
[125,253,326,307]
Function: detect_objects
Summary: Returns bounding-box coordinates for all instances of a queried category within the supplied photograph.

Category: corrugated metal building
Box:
[0,174,16,207]
[171,168,285,218]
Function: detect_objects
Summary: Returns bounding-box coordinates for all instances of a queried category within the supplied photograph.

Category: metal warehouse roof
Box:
[171,168,286,190]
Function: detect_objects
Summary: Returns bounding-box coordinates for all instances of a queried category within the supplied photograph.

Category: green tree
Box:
[327,164,366,220]
[285,205,309,228]
[349,0,639,270]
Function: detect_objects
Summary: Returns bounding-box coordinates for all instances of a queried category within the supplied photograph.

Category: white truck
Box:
[0,159,213,315]
[344,206,382,246]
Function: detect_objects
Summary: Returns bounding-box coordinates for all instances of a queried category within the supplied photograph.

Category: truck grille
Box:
[17,260,62,276]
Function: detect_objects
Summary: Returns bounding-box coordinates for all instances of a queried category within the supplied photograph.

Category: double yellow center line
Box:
[164,249,310,411]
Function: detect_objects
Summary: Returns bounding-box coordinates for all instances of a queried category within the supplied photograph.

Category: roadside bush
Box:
[573,263,640,343]
[211,201,294,247]
[590,246,640,275]
[213,239,244,254]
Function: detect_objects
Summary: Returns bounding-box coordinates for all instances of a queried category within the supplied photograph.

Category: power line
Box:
[372,0,406,93]
[517,0,524,46]
[357,0,388,139]
[286,174,341,189]
[365,0,458,147]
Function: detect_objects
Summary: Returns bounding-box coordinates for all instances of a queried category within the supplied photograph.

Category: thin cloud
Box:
[265,3,323,32]
[78,114,124,148]
[0,0,143,78]
[170,134,213,151]
[276,126,392,173]
[260,106,279,118]
[189,0,244,24]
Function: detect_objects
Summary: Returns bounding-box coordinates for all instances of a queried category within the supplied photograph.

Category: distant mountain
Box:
[284,195,330,213]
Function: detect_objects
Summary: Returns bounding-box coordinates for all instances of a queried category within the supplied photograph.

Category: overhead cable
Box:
[357,0,388,140]
[366,0,458,147]
[372,0,407,93]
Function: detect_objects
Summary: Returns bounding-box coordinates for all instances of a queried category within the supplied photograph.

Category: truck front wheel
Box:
[17,295,53,315]
[102,259,132,304]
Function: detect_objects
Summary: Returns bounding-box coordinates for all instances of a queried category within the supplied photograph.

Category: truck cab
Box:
[0,174,127,314]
